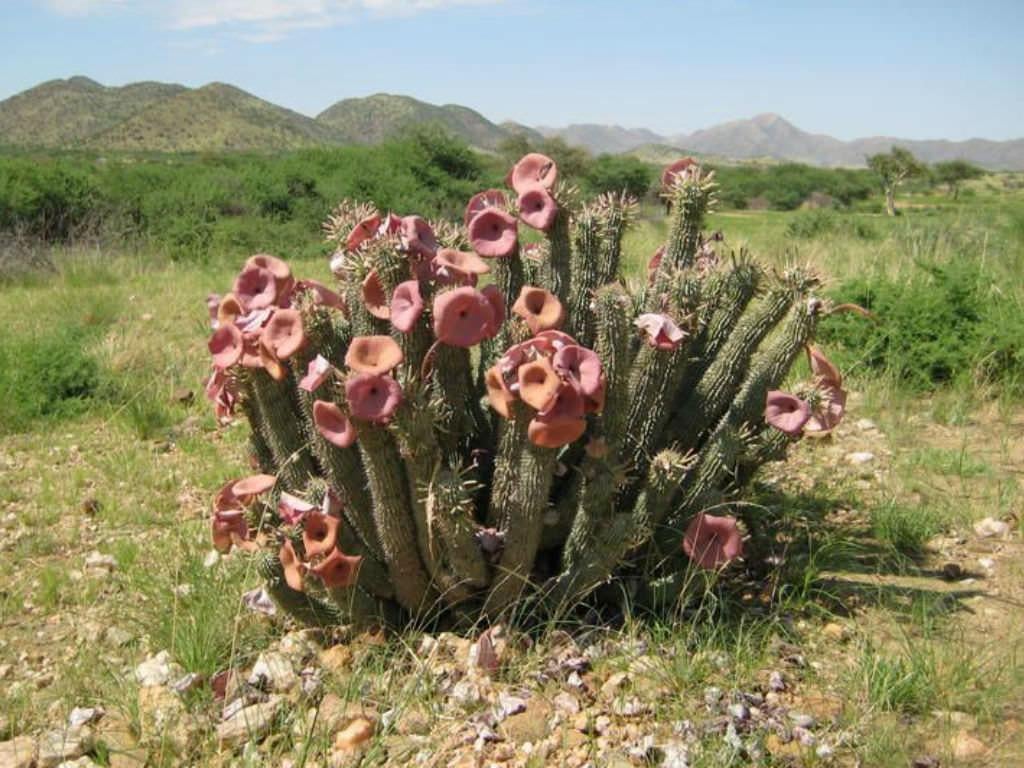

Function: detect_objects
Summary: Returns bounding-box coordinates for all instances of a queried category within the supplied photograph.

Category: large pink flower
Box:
[433,287,496,347]
[518,185,558,231]
[246,254,294,298]
[806,344,842,389]
[302,510,340,558]
[345,335,404,375]
[509,153,558,194]
[400,215,438,258]
[805,385,847,435]
[362,269,391,320]
[434,248,491,286]
[345,373,403,424]
[233,265,278,311]
[682,513,743,570]
[347,213,381,252]
[512,286,564,335]
[390,280,424,333]
[552,345,603,398]
[468,208,518,258]
[661,157,697,189]
[464,189,508,226]
[764,390,812,437]
[262,308,306,360]
[635,313,686,351]
[278,492,315,526]
[209,323,244,370]
[313,400,358,447]
[311,549,363,588]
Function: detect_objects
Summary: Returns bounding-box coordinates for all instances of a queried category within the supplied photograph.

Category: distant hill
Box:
[87,83,336,152]
[1,77,1021,168]
[0,76,187,147]
[317,93,535,150]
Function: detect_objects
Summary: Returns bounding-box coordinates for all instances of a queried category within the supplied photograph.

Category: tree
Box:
[867,147,924,216]
[584,154,653,198]
[932,159,983,200]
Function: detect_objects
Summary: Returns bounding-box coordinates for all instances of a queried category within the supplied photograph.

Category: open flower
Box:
[233,265,278,311]
[464,189,508,226]
[764,390,812,437]
[682,513,743,570]
[302,511,340,558]
[527,415,586,448]
[311,549,363,589]
[509,153,558,194]
[345,335,404,375]
[231,474,277,503]
[552,344,603,398]
[278,492,315,526]
[512,286,564,335]
[390,280,424,334]
[400,215,438,258]
[635,313,686,351]
[347,213,381,252]
[485,365,516,419]
[209,323,244,370]
[434,248,491,285]
[212,510,249,554]
[804,385,847,436]
[433,287,498,347]
[537,380,585,422]
[468,208,518,258]
[246,254,294,298]
[345,373,403,423]
[313,400,358,448]
[518,185,558,231]
[262,309,306,360]
[299,355,333,392]
[661,157,697,189]
[279,539,305,592]
[361,270,391,320]
[517,357,561,410]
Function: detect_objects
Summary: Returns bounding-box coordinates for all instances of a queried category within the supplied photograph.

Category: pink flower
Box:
[805,385,847,435]
[302,511,340,558]
[212,510,249,554]
[552,345,603,398]
[278,491,315,526]
[261,308,306,360]
[361,269,391,320]
[311,549,363,588]
[764,390,812,437]
[390,280,424,333]
[635,313,686,351]
[209,323,244,370]
[231,474,277,502]
[279,539,306,592]
[512,286,564,335]
[299,355,332,392]
[517,357,561,410]
[464,189,508,226]
[661,157,697,189]
[509,153,558,194]
[345,373,403,424]
[233,265,278,311]
[517,185,558,231]
[313,400,358,447]
[245,254,294,299]
[433,287,497,347]
[345,335,404,375]
[468,208,518,258]
[347,213,381,252]
[434,248,491,286]
[400,215,438,258]
[682,513,743,569]
[296,279,346,313]
[806,344,842,389]
[537,380,585,422]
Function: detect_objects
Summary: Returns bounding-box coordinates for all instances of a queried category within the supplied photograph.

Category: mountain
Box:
[0,76,187,147]
[317,93,535,150]
[87,83,337,152]
[537,124,665,155]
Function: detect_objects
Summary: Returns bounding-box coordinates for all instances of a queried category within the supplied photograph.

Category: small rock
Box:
[137,685,190,750]
[171,388,194,405]
[320,645,354,676]
[68,707,104,729]
[855,418,878,431]
[103,626,133,647]
[600,672,629,699]
[821,622,849,641]
[789,712,815,728]
[951,729,987,760]
[501,701,552,744]
[171,584,192,598]
[449,679,484,708]
[704,686,723,708]
[203,550,221,569]
[334,717,375,752]
[495,691,527,720]
[0,736,36,768]
[845,451,875,466]
[241,587,276,616]
[612,697,647,717]
[171,672,204,695]
[134,651,183,687]
[37,728,90,768]
[941,562,964,581]
[216,697,281,749]
[728,703,749,721]
[978,557,996,572]
[553,692,580,716]
[974,517,1011,539]
[55,758,98,768]
[80,498,101,516]
[248,651,298,693]
[84,552,117,572]
[911,757,940,768]
[768,671,786,692]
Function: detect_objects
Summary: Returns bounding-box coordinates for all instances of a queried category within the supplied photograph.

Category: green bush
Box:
[713,163,874,210]
[785,209,878,240]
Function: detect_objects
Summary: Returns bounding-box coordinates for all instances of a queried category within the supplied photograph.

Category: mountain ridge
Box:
[1,77,1021,169]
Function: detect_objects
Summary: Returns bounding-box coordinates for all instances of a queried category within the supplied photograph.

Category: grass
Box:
[0,179,1022,765]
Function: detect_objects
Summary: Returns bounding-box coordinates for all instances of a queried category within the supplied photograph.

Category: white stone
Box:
[855,418,878,431]
[67,707,104,729]
[216,697,282,749]
[845,451,875,465]
[83,552,117,572]
[248,651,298,693]
[36,728,89,768]
[974,517,1011,539]
[134,651,183,687]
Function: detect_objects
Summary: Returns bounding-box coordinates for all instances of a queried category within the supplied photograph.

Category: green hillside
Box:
[0,76,186,147]
[85,83,339,152]
[316,93,529,150]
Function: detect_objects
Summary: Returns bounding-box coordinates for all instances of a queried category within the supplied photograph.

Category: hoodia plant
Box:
[203,154,849,628]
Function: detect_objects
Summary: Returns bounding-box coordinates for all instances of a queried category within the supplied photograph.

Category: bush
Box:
[786,210,878,240]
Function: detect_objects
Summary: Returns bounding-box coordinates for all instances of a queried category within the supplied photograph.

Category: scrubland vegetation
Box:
[0,137,1021,767]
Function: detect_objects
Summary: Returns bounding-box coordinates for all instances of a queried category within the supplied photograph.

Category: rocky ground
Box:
[1,395,1021,767]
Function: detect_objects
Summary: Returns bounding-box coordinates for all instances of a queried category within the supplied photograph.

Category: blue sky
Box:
[2,0,1021,140]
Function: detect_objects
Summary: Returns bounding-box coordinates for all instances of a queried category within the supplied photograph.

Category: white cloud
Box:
[41,0,506,40]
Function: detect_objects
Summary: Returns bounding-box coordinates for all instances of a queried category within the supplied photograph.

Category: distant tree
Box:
[867,147,925,216]
[585,154,653,198]
[537,136,592,181]
[932,159,983,199]
[497,133,532,167]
